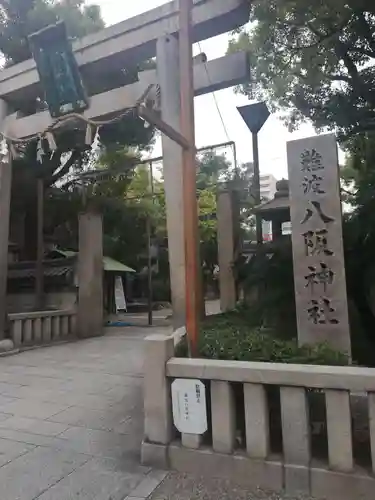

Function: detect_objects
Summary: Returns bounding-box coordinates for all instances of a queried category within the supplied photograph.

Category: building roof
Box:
[7,251,136,281]
[8,266,72,280]
[54,249,76,258]
[102,256,135,273]
[51,249,136,273]
[7,258,75,280]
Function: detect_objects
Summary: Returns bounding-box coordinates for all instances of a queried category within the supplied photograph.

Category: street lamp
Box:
[237,102,270,246]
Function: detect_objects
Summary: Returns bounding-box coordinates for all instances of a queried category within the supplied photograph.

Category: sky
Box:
[94,0,317,179]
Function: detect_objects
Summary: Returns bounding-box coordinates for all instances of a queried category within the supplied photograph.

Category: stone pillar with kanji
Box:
[287,134,351,356]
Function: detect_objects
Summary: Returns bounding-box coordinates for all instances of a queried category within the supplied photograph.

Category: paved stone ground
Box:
[0,325,170,500]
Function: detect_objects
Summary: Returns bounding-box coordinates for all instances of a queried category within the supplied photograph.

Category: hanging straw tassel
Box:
[142,117,151,129]
[9,142,19,159]
[36,135,44,164]
[85,123,93,145]
[94,126,100,144]
[45,131,57,151]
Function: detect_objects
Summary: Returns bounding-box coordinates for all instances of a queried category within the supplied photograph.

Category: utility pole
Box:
[179,0,201,356]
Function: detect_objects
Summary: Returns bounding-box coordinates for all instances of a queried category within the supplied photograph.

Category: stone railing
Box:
[142,334,375,500]
[8,310,76,347]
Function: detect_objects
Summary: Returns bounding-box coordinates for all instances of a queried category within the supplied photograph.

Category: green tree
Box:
[0,0,104,66]
[228,0,375,139]
[196,152,256,292]
[6,0,154,258]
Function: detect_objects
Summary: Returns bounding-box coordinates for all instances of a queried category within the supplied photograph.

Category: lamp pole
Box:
[252,132,262,246]
[237,102,270,247]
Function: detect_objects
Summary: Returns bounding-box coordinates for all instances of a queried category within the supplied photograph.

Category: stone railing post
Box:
[142,334,175,467]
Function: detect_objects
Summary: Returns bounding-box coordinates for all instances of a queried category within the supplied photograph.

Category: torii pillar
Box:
[0,100,11,340]
[217,188,239,311]
[77,211,103,338]
[157,34,187,329]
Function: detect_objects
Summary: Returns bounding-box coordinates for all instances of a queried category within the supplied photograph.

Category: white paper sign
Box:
[171,379,207,435]
[114,275,127,312]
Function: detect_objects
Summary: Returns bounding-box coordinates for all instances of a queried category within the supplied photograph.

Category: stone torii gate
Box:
[0,0,250,337]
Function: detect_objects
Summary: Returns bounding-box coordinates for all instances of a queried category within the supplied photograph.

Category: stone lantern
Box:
[255,179,290,242]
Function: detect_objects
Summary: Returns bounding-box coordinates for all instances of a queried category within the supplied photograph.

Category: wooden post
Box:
[179,0,201,356]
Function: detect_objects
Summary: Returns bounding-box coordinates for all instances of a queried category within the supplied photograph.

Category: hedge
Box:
[176,311,349,366]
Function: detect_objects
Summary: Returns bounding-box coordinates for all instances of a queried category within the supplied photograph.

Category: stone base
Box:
[143,442,283,491]
[142,442,375,500]
[285,464,310,494]
[311,466,375,500]
[0,339,15,352]
[142,441,169,469]
[169,445,283,491]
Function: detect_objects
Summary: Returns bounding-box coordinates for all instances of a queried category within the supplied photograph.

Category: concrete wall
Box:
[6,291,76,314]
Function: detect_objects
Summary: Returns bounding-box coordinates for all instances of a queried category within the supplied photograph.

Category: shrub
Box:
[176,311,349,366]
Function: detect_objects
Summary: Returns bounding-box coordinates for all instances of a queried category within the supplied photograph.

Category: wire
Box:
[197,41,231,143]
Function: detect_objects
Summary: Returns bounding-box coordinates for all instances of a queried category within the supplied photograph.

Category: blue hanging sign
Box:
[29,21,89,118]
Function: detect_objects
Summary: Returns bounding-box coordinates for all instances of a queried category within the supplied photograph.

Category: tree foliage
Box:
[43,151,239,279]
[6,0,154,258]
[0,0,103,66]
[228,0,375,139]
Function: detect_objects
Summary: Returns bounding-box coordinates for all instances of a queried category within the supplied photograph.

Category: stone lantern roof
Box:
[255,179,290,223]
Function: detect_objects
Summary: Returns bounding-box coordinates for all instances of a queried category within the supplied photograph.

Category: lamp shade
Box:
[237,102,270,134]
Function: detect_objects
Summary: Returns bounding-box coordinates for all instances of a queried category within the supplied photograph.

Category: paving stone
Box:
[10,388,119,409]
[0,416,69,436]
[56,426,142,459]
[0,399,68,419]
[0,386,69,401]
[0,411,12,422]
[59,393,124,410]
[48,405,131,432]
[0,382,23,395]
[36,456,146,500]
[0,437,35,466]
[0,394,21,407]
[0,446,89,500]
[0,427,69,447]
[128,471,168,498]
